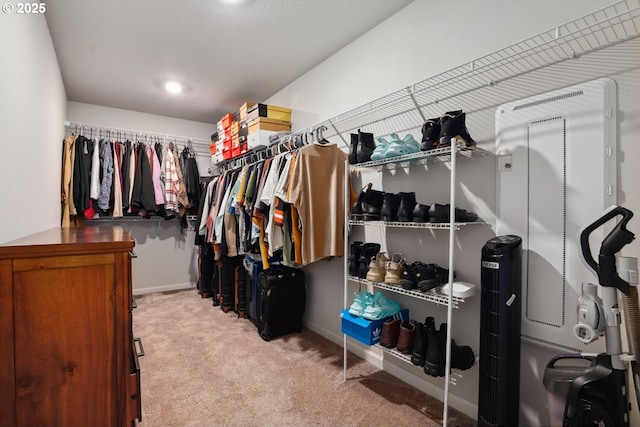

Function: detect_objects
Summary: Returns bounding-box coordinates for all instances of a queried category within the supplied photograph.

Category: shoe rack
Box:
[343,141,489,425]
[324,2,640,426]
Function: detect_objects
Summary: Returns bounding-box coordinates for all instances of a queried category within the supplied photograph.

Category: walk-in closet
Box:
[2,1,640,426]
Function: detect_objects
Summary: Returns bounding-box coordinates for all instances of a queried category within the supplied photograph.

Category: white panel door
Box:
[496,78,617,351]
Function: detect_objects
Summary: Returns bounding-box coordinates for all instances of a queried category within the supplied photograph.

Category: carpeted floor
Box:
[133,289,475,427]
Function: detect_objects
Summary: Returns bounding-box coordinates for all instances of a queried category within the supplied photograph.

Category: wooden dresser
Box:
[0,226,141,427]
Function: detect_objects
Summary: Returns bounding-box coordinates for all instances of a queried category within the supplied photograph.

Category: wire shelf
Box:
[349,219,487,230]
[309,0,640,140]
[376,344,461,386]
[347,276,463,308]
[348,144,490,172]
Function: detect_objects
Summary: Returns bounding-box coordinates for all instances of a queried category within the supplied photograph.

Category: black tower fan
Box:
[478,235,523,427]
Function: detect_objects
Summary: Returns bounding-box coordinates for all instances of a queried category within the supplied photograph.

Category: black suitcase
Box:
[243,255,283,322]
[257,265,306,341]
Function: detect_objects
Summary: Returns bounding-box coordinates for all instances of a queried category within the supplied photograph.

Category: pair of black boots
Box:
[352,185,429,223]
[410,316,475,377]
[348,241,380,278]
[349,129,376,165]
[421,110,476,151]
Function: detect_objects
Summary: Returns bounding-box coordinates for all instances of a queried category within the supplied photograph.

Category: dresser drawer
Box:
[130,337,143,422]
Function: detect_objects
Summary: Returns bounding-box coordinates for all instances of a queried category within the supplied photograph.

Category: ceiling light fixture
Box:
[164,81,183,95]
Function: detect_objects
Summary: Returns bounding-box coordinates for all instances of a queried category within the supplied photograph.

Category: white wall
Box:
[0,14,66,243]
[266,0,640,425]
[66,102,216,294]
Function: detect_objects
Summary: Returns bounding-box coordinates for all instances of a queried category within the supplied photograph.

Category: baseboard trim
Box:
[305,321,384,366]
[304,320,477,421]
[133,282,195,296]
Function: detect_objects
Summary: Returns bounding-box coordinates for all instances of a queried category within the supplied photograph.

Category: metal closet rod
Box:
[212,125,333,174]
[64,120,211,148]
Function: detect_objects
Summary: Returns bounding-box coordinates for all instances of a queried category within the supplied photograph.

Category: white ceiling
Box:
[45,0,413,124]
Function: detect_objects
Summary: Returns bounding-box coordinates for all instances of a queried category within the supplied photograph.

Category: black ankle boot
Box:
[424,321,475,377]
[439,110,476,148]
[413,204,430,223]
[381,193,401,222]
[351,183,372,220]
[424,317,446,377]
[361,188,385,221]
[357,242,381,279]
[397,192,417,222]
[356,130,375,163]
[348,241,363,277]
[411,319,429,366]
[349,133,358,165]
[421,117,441,151]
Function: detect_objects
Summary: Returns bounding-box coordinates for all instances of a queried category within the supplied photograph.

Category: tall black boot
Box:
[357,242,381,279]
[424,317,446,377]
[351,183,372,220]
[348,241,363,277]
[349,133,358,165]
[356,130,375,163]
[381,192,401,222]
[361,188,385,221]
[397,192,417,222]
[411,319,429,366]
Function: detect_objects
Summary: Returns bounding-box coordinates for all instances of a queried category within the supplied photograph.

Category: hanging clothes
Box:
[121,140,132,212]
[288,143,348,265]
[97,139,114,212]
[163,145,179,215]
[172,144,190,213]
[181,146,201,210]
[111,141,123,218]
[131,142,156,215]
[60,135,75,227]
[73,135,93,214]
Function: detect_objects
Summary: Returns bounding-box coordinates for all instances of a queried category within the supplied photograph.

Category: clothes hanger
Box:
[316,125,330,145]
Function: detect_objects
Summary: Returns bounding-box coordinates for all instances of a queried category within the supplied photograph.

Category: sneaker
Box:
[384,133,421,158]
[363,291,401,320]
[402,262,440,290]
[418,265,452,293]
[439,110,476,148]
[384,253,406,284]
[366,252,389,282]
[348,290,372,317]
[428,203,478,223]
[421,118,441,151]
[371,137,390,161]
[379,318,401,348]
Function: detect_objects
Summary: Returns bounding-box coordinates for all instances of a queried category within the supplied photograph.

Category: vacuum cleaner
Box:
[544,205,639,427]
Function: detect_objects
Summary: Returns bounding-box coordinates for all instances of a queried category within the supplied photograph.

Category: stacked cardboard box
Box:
[246,103,291,151]
[212,102,292,164]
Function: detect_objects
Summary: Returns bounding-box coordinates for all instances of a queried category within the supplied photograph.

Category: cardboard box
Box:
[340,308,409,346]
[220,113,234,129]
[231,134,241,158]
[230,121,240,136]
[240,102,256,121]
[247,129,278,151]
[247,103,292,122]
[248,117,291,134]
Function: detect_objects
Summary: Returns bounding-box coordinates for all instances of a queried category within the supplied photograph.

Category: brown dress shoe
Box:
[397,320,417,354]
[379,318,401,348]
